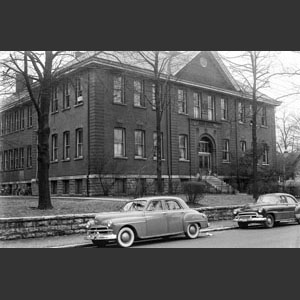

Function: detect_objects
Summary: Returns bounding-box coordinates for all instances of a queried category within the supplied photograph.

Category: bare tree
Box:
[219,51,278,200]
[0,51,89,209]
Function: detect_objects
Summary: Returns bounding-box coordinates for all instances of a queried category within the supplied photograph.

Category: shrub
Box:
[183,181,207,204]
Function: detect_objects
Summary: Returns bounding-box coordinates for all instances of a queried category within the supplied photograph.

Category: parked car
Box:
[233,193,300,229]
[86,196,209,248]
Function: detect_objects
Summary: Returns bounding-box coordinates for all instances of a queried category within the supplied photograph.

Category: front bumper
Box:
[86,227,117,241]
[233,216,267,223]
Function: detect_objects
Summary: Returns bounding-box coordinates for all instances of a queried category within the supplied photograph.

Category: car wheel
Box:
[185,223,200,239]
[238,222,248,229]
[265,214,275,228]
[92,240,107,247]
[117,227,135,248]
[296,218,300,225]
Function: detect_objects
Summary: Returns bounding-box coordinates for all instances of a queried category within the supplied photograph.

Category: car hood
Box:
[94,211,144,223]
[240,203,277,212]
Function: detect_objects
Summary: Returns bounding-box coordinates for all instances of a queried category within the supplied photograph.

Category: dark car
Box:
[233,193,300,229]
[86,196,209,248]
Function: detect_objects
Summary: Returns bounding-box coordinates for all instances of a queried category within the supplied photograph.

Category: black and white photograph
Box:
[1,50,300,248]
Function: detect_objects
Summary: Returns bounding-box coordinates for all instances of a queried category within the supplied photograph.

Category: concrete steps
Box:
[202,176,235,194]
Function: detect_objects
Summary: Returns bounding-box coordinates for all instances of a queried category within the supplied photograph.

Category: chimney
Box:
[15,73,33,94]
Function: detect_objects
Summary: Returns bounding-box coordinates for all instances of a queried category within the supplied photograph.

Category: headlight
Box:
[105,220,113,227]
[86,220,95,229]
[233,209,240,215]
[258,208,264,214]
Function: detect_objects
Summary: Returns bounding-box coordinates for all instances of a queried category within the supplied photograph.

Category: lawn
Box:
[0,194,255,218]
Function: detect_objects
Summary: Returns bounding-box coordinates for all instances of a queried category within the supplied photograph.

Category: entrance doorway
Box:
[198,136,215,176]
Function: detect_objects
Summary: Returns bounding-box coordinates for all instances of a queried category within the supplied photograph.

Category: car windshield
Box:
[256,195,278,204]
[121,201,147,212]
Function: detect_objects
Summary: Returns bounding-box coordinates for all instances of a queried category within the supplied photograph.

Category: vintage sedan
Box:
[86,196,209,248]
[233,193,300,229]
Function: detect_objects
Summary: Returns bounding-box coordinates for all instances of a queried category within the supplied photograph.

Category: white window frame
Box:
[63,131,70,160]
[222,139,230,162]
[134,80,145,107]
[179,134,188,161]
[75,128,83,158]
[135,130,145,158]
[208,95,215,121]
[114,128,126,158]
[51,134,58,161]
[193,92,202,119]
[113,75,125,104]
[221,98,228,120]
[178,89,187,114]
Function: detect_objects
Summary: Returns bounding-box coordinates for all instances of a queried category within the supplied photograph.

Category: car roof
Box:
[134,196,184,201]
[261,193,294,197]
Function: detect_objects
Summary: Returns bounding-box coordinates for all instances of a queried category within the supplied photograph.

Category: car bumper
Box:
[86,230,117,241]
[233,216,267,223]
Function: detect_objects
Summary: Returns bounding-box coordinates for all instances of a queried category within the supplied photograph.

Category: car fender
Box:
[111,217,147,238]
[183,211,207,230]
[295,205,300,219]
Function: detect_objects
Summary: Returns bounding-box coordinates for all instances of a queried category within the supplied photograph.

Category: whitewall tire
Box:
[185,223,200,239]
[117,227,135,248]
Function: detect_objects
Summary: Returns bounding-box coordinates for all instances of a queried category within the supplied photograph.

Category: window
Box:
[240,141,247,153]
[75,77,83,105]
[19,148,24,169]
[0,152,3,171]
[261,106,267,126]
[199,141,209,153]
[179,135,188,160]
[75,128,83,158]
[114,128,126,157]
[178,89,187,114]
[63,80,70,109]
[166,200,182,210]
[222,139,230,162]
[221,98,228,120]
[193,92,202,118]
[15,110,19,131]
[1,115,4,135]
[75,179,83,194]
[27,145,32,168]
[113,75,124,104]
[10,112,13,133]
[4,151,9,171]
[20,108,25,130]
[63,180,70,194]
[9,149,14,170]
[262,145,269,165]
[208,95,215,121]
[153,132,164,160]
[63,131,70,160]
[133,80,145,107]
[238,102,246,123]
[135,130,145,158]
[51,181,57,194]
[14,149,19,169]
[27,106,33,128]
[51,134,58,161]
[51,86,58,113]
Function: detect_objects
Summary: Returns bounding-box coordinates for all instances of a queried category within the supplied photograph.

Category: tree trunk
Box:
[37,52,53,209]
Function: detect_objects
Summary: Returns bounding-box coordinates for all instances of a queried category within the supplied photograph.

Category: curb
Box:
[49,225,238,248]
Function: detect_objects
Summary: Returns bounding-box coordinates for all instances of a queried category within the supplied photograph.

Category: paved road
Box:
[95,222,300,248]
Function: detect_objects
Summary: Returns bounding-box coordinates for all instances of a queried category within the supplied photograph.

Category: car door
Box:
[275,196,289,220]
[144,200,168,237]
[164,199,185,234]
[285,195,298,219]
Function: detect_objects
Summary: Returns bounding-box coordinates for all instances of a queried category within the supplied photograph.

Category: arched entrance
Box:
[198,135,216,176]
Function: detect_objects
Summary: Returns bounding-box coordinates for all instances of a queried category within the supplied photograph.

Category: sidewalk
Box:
[0,220,237,248]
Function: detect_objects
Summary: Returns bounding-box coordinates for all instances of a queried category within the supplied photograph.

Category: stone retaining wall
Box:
[0,205,243,240]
